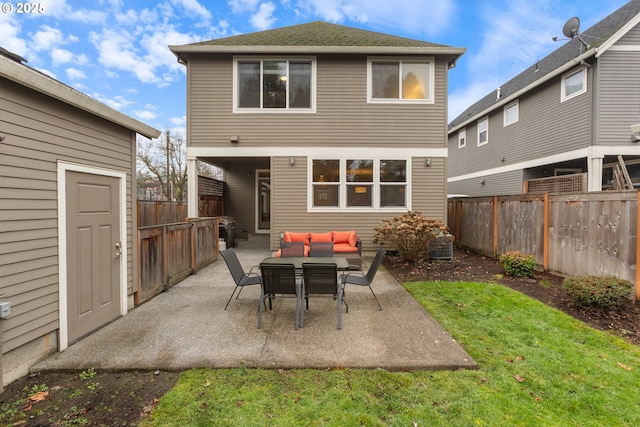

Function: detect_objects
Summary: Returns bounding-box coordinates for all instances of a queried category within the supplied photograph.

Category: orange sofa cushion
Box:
[348,231,358,247]
[334,243,359,253]
[332,230,352,245]
[284,231,310,245]
[310,232,333,242]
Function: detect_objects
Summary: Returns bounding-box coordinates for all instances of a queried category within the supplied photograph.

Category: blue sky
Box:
[1,0,630,137]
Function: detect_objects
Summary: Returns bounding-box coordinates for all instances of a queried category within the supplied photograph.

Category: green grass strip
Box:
[143,281,640,426]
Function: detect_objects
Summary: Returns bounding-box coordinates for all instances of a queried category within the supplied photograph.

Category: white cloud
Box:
[51,48,74,66]
[170,115,187,127]
[0,13,28,57]
[66,67,86,80]
[292,0,454,36]
[229,0,261,14]
[172,0,212,21]
[250,2,277,30]
[31,26,65,52]
[134,110,157,120]
[92,93,134,111]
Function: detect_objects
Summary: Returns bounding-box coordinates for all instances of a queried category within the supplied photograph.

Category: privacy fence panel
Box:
[448,192,639,294]
[548,193,637,281]
[137,218,219,304]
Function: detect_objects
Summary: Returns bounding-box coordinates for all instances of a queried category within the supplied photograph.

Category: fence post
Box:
[636,191,640,299]
[163,225,169,291]
[544,193,549,272]
[190,221,196,271]
[493,196,498,258]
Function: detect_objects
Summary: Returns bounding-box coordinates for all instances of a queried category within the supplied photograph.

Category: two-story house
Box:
[447,0,640,197]
[169,21,464,251]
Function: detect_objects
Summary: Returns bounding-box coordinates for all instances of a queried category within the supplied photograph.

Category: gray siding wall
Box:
[448,169,524,197]
[0,79,135,354]
[270,156,447,251]
[596,49,640,146]
[448,67,592,178]
[188,53,448,149]
[223,158,269,238]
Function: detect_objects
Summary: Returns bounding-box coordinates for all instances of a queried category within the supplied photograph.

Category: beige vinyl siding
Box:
[448,169,524,197]
[222,158,269,238]
[270,156,447,251]
[0,79,135,353]
[596,49,640,146]
[188,54,448,149]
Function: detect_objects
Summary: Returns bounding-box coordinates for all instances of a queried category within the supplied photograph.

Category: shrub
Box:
[563,275,633,310]
[499,251,536,277]
[373,211,453,262]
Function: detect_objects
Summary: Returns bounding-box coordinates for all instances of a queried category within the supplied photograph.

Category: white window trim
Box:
[561,66,587,102]
[233,56,317,113]
[477,116,489,147]
[367,56,435,104]
[503,100,519,127]
[458,128,466,148]
[307,157,411,212]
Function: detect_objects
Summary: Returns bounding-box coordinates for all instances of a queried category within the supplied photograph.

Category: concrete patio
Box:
[33,247,477,373]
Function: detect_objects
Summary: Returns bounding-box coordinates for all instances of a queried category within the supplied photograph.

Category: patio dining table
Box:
[261,256,350,272]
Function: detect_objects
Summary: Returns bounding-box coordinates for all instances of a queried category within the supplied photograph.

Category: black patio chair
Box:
[308,241,334,257]
[302,263,346,329]
[280,241,306,257]
[258,263,302,329]
[339,248,385,310]
[220,248,261,310]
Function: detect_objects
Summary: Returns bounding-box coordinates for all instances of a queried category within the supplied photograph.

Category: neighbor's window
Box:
[477,116,488,146]
[368,57,433,103]
[310,158,408,210]
[561,67,586,102]
[504,100,519,126]
[458,128,466,148]
[235,57,315,111]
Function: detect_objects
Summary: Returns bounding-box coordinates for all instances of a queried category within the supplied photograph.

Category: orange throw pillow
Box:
[288,232,310,244]
[332,231,351,244]
[348,231,358,247]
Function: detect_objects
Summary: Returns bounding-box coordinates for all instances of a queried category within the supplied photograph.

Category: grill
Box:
[218,216,236,248]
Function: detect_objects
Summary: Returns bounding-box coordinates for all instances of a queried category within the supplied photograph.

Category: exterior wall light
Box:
[290,157,296,166]
[230,136,239,143]
[425,157,432,167]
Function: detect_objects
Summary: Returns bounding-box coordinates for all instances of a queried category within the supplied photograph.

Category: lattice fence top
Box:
[525,173,587,194]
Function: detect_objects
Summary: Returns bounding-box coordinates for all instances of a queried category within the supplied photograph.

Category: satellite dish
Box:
[562,17,580,39]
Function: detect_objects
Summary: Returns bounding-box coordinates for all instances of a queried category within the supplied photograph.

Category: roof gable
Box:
[449,0,640,131]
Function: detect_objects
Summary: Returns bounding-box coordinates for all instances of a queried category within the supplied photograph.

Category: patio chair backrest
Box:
[302,263,338,295]
[220,248,247,285]
[281,241,305,257]
[366,248,386,283]
[309,241,334,257]
[260,263,298,295]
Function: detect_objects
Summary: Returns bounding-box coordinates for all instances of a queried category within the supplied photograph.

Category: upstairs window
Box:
[504,100,519,126]
[235,57,315,111]
[477,116,488,146]
[458,128,466,148]
[368,57,433,103]
[561,67,586,102]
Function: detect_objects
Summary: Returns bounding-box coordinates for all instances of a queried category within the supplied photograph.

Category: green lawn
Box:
[142,281,640,426]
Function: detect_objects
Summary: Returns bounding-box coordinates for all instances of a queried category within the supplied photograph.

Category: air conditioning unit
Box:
[429,237,453,260]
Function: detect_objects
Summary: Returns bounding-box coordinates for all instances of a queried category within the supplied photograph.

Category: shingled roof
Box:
[448,0,640,131]
[170,21,464,60]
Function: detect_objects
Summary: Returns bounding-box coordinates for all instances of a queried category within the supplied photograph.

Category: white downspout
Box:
[187,158,198,217]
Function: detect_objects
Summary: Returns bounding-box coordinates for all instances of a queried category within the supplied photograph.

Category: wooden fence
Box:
[448,191,640,297]
[137,217,219,304]
[138,199,224,226]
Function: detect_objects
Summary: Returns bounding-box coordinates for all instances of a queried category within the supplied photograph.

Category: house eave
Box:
[0,54,161,139]
[169,44,465,62]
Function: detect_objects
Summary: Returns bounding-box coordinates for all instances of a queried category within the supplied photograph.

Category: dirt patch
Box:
[0,370,178,426]
[1,247,638,425]
[383,247,640,346]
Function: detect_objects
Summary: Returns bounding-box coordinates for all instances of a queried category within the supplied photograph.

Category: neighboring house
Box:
[447,0,640,197]
[169,21,464,250]
[0,48,160,387]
